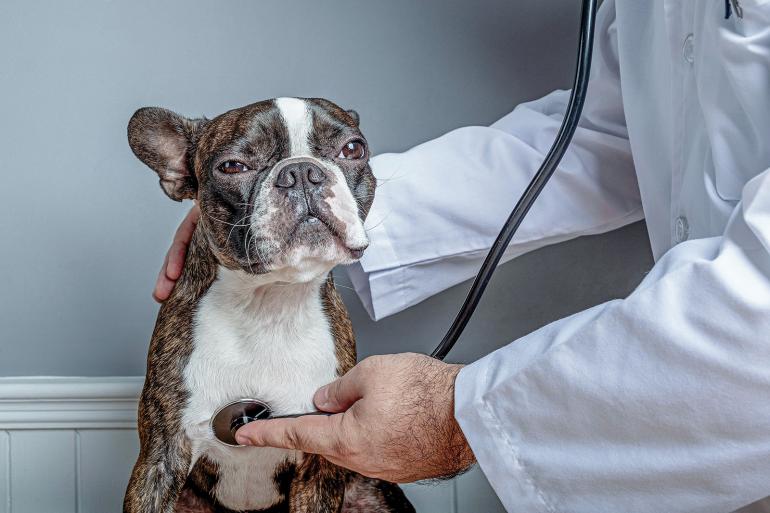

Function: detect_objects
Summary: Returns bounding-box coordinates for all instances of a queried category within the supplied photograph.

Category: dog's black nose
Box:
[274,161,327,188]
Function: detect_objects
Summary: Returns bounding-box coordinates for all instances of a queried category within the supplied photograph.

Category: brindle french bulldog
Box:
[124,98,414,513]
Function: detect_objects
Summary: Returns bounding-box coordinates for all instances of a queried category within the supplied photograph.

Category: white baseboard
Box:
[0,376,143,430]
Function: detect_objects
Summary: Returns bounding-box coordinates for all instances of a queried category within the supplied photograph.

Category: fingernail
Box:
[235,434,252,446]
[315,386,330,409]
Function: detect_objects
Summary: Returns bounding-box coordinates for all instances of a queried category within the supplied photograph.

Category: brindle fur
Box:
[124,228,216,513]
[124,99,414,513]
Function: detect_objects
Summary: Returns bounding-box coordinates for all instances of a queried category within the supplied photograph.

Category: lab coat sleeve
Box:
[348,0,642,320]
[455,169,770,513]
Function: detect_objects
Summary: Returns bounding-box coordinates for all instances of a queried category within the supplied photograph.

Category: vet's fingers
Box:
[235,414,343,456]
[167,205,199,279]
[314,366,367,413]
[174,204,200,244]
[153,276,176,303]
[165,240,188,281]
[153,254,174,303]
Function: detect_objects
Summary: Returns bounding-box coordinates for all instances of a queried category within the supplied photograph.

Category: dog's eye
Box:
[218,161,250,174]
[337,141,365,160]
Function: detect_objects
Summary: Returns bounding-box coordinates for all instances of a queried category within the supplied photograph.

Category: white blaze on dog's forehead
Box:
[275,97,311,156]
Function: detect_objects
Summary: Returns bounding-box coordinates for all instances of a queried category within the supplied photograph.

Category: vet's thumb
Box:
[314,368,364,413]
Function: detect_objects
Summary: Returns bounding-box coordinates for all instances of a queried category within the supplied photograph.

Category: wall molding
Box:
[0,377,143,430]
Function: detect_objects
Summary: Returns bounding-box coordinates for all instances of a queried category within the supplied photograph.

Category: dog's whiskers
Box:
[364,210,393,233]
[368,174,403,189]
[250,229,275,273]
[202,211,253,228]
[226,213,254,246]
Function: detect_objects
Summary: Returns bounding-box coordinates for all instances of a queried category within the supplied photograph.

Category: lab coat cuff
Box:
[455,360,554,513]
[346,263,406,321]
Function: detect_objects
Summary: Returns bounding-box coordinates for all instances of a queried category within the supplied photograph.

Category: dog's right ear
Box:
[127,107,207,201]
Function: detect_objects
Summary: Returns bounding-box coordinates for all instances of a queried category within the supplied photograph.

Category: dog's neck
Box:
[169,223,330,308]
[165,224,340,365]
[209,267,327,324]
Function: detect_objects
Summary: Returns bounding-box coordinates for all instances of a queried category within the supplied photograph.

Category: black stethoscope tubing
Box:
[431,0,599,361]
[212,0,600,442]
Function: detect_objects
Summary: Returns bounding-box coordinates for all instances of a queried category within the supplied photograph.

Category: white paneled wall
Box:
[0,378,504,513]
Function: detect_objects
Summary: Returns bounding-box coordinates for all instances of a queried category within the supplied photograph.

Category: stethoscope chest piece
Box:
[210,399,272,447]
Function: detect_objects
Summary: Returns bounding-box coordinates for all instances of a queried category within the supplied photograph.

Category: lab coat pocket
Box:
[698,7,770,201]
[709,128,760,202]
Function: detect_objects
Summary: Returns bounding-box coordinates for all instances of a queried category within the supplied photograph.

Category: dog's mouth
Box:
[235,208,367,276]
[288,213,367,258]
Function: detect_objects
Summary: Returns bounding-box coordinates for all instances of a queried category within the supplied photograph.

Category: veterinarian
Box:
[154,2,770,511]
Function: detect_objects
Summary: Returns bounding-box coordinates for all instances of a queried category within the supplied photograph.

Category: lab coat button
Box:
[683,34,695,64]
[675,216,690,243]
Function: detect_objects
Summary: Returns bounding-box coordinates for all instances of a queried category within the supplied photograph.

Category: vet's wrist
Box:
[445,364,477,476]
[409,362,476,481]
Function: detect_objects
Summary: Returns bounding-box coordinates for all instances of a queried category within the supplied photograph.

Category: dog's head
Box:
[128,98,374,282]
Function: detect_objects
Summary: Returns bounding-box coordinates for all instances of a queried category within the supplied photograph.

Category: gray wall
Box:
[0,0,652,376]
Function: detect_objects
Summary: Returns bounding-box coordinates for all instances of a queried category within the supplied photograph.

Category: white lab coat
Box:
[347,0,770,511]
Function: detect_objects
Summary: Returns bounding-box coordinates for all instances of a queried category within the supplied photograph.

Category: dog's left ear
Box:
[127,107,207,201]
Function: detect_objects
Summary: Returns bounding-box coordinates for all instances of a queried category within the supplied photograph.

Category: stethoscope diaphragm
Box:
[210,399,272,447]
[210,399,332,447]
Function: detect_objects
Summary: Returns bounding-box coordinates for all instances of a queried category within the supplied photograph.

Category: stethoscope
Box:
[212,0,599,447]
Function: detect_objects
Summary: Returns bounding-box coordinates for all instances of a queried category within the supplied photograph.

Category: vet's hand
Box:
[153,204,199,302]
[234,353,476,483]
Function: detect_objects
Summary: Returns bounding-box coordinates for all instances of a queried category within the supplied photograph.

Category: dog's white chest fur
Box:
[182,267,338,511]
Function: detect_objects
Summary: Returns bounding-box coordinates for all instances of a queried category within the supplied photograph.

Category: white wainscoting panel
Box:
[0,377,505,513]
[1,430,9,513]
[10,430,76,513]
[0,377,141,513]
[78,430,139,513]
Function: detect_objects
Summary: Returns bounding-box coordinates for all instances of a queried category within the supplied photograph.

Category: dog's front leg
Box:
[123,432,192,513]
[288,454,346,513]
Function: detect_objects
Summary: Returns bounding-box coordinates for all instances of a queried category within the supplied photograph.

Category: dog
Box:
[124,97,415,513]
